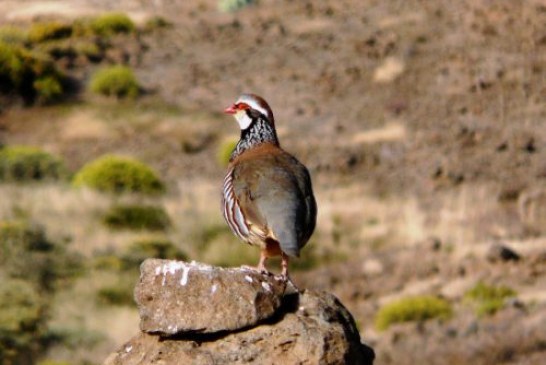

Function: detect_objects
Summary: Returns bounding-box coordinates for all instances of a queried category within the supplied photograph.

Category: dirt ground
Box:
[1,0,546,364]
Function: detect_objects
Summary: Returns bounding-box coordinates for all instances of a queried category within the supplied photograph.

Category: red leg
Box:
[257,250,268,273]
[280,253,300,292]
[281,252,289,277]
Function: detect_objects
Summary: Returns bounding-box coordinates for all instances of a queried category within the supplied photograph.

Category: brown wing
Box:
[231,144,316,257]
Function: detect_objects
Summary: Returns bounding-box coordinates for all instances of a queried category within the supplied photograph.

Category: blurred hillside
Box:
[0,0,545,364]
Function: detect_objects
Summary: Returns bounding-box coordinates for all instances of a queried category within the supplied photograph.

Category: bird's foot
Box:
[281,275,300,294]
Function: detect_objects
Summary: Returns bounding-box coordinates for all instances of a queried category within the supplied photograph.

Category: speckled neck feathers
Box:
[230,116,279,162]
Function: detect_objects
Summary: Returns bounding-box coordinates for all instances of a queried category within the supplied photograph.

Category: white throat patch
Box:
[234,110,253,130]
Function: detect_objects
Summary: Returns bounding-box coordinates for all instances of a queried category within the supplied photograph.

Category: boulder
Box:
[486,243,520,263]
[105,259,375,365]
[135,259,286,334]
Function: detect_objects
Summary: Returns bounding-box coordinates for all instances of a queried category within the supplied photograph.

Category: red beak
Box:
[224,104,237,114]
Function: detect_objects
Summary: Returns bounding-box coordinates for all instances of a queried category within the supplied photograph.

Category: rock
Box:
[107,290,374,365]
[486,243,521,262]
[105,259,374,365]
[518,188,546,234]
[135,259,286,335]
[440,277,475,299]
[425,236,442,251]
[362,258,384,276]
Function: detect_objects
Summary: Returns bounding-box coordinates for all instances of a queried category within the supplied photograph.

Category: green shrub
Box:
[0,220,84,292]
[33,75,63,103]
[0,278,46,363]
[0,26,28,44]
[93,254,124,271]
[201,238,258,268]
[375,296,452,331]
[464,282,516,316]
[35,39,76,60]
[194,223,254,267]
[28,22,72,43]
[0,42,26,89]
[37,37,103,63]
[72,39,102,61]
[123,236,186,266]
[0,220,53,253]
[143,16,172,32]
[97,281,134,306]
[282,244,342,272]
[0,146,66,182]
[42,325,104,349]
[217,139,238,166]
[70,17,94,37]
[89,65,139,98]
[72,155,164,194]
[102,204,171,231]
[90,13,135,36]
[0,42,65,103]
[218,0,255,12]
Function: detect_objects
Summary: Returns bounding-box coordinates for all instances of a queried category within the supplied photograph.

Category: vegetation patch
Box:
[0,26,28,44]
[28,21,73,43]
[218,0,255,12]
[464,282,517,317]
[217,138,238,167]
[72,154,164,194]
[143,16,172,32]
[0,12,159,107]
[90,13,136,36]
[97,279,134,306]
[375,296,453,331]
[0,146,66,182]
[102,204,171,231]
[200,237,258,268]
[33,75,63,103]
[0,220,84,292]
[122,236,187,267]
[0,278,47,364]
[0,220,83,362]
[0,42,65,103]
[193,223,254,267]
[89,65,140,98]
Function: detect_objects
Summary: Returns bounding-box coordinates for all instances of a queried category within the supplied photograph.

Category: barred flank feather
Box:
[222,167,250,241]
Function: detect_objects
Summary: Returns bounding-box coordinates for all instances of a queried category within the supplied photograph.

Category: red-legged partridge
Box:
[222,93,317,279]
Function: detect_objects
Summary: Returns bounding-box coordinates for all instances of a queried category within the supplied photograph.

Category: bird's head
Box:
[224,93,275,130]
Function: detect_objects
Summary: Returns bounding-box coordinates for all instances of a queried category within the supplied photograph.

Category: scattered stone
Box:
[373,57,405,83]
[486,243,521,262]
[425,236,442,251]
[441,277,475,299]
[518,189,546,234]
[362,258,384,276]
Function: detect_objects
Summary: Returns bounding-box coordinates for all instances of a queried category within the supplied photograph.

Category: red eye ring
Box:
[224,102,250,114]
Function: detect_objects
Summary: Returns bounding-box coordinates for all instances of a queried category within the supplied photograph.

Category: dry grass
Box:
[46,270,139,364]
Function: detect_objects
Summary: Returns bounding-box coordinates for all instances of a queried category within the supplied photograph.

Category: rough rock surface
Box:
[135,259,287,334]
[105,259,374,365]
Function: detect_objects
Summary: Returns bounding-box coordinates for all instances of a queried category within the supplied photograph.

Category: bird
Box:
[221,93,317,279]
